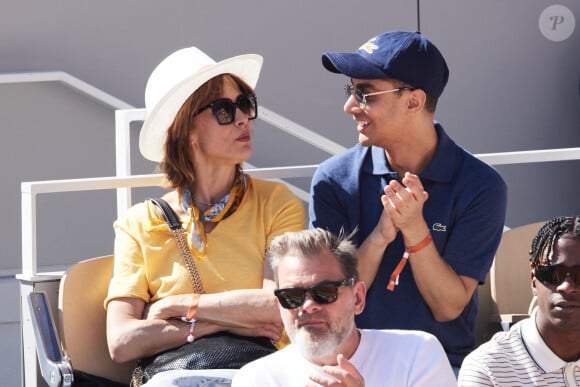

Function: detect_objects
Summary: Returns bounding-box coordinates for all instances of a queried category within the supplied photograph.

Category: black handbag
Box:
[130,199,276,386]
[73,370,129,387]
[138,332,276,382]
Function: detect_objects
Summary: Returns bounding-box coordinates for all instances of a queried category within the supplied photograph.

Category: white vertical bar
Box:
[21,184,37,277]
[115,109,133,219]
[114,108,147,219]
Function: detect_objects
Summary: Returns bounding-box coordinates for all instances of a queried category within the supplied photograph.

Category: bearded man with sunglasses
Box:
[458,216,580,385]
[232,228,456,386]
[308,30,507,373]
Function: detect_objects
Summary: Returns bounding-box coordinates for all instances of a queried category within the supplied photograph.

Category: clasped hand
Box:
[380,172,428,233]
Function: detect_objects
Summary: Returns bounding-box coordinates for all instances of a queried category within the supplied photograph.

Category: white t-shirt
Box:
[232,329,456,387]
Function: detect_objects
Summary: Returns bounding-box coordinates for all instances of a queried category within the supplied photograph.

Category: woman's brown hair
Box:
[159,74,255,193]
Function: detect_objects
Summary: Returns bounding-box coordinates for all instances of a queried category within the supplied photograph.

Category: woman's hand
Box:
[230,324,283,342]
[107,297,189,362]
[143,294,190,320]
[144,295,283,341]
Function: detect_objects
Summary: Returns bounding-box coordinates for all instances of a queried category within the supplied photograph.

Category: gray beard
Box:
[292,322,355,363]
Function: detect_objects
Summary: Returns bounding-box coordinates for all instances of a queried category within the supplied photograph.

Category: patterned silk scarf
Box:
[180,172,248,259]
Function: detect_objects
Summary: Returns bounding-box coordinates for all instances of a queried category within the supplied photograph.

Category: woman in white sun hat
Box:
[105,47,305,385]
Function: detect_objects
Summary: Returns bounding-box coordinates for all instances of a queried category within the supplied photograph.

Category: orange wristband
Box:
[405,233,433,254]
[186,293,201,321]
[387,233,432,291]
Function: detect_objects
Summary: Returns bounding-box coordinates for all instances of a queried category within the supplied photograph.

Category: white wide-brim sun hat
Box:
[139,47,263,162]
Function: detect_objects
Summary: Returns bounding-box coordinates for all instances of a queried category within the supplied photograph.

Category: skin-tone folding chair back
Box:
[490,222,544,327]
[58,255,136,384]
[475,222,544,343]
[474,270,495,345]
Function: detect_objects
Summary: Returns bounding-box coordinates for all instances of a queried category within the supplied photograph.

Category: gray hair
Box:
[267,228,359,284]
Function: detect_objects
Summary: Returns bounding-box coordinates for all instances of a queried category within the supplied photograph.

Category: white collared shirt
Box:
[458,311,580,386]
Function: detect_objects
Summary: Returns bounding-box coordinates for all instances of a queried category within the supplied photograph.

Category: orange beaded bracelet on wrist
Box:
[186,293,201,321]
[183,294,200,343]
[387,232,433,291]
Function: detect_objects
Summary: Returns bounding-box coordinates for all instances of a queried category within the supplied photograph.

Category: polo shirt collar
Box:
[367,146,397,178]
[364,122,457,184]
[520,311,579,373]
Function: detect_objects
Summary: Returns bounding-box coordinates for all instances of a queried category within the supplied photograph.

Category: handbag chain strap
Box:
[149,198,205,294]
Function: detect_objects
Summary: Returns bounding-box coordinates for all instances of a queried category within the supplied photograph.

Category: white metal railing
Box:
[475,147,580,166]
[20,147,580,278]
[19,166,318,279]
[0,71,133,110]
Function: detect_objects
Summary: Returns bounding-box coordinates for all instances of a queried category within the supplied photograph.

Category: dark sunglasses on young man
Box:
[534,264,580,286]
[274,278,355,309]
[196,94,257,125]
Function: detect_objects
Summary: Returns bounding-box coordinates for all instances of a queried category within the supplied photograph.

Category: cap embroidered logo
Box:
[359,39,379,54]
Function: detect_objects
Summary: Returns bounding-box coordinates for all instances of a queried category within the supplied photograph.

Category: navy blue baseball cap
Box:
[322,31,449,97]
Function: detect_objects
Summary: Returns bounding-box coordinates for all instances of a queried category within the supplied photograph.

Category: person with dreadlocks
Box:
[458,216,580,386]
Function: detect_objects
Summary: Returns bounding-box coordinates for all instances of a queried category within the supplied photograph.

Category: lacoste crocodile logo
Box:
[432,223,447,232]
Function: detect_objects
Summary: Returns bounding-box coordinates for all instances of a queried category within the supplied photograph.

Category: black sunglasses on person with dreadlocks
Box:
[534,264,580,286]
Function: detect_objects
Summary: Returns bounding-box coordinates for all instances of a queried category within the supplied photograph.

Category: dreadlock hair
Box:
[529,216,580,268]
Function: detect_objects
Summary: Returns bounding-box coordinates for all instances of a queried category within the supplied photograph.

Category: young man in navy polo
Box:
[309,30,507,372]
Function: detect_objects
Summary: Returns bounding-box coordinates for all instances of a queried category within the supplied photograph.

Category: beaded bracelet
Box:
[182,293,201,342]
[387,232,433,291]
[181,317,197,342]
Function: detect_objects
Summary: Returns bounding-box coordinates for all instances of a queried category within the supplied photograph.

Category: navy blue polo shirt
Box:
[309,123,507,367]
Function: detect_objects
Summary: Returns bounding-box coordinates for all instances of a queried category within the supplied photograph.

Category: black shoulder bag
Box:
[131,198,276,386]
